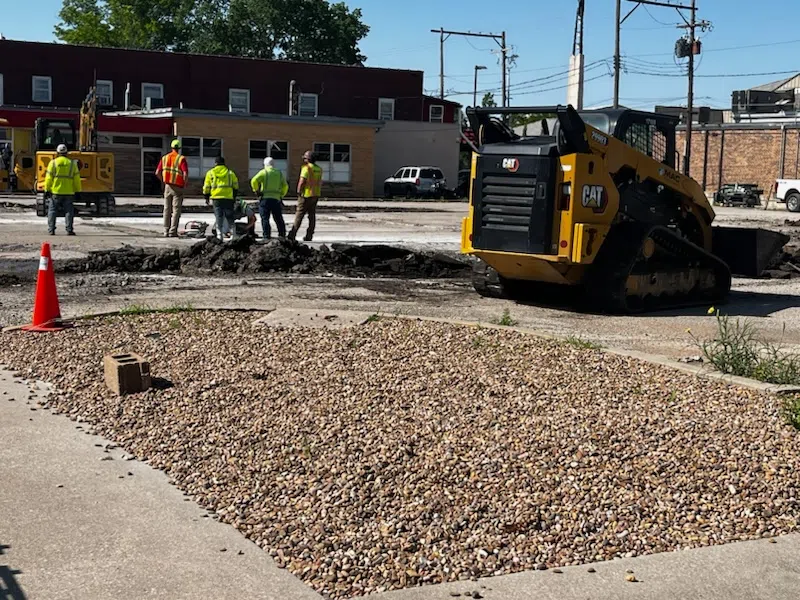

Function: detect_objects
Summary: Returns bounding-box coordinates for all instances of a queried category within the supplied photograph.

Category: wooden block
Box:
[103,352,151,395]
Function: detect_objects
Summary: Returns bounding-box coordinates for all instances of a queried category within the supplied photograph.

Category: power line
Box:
[633,37,800,58]
[628,68,800,79]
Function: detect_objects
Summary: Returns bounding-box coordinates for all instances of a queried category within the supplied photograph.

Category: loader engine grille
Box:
[472,154,556,254]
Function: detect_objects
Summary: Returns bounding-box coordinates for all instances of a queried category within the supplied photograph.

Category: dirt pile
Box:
[56,237,471,279]
[765,243,800,279]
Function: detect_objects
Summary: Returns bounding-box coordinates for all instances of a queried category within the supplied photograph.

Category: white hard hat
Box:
[56,144,68,155]
[263,156,274,168]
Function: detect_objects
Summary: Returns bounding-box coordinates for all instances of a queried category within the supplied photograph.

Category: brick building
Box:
[0,39,461,196]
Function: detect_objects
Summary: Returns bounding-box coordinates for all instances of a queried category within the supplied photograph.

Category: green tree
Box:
[481,92,497,108]
[55,0,369,65]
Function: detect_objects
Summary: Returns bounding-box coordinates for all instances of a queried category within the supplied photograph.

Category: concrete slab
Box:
[253,308,375,329]
[364,534,800,600]
[0,369,321,600]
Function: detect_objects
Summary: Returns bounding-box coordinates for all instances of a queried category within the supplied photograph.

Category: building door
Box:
[142,137,165,196]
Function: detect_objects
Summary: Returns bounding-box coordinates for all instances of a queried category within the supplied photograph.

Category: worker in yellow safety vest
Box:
[202,156,239,242]
[44,143,82,236]
[288,150,323,242]
[250,156,288,239]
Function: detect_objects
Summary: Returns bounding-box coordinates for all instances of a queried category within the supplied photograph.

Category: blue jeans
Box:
[48,194,75,234]
[212,199,235,239]
[259,198,286,238]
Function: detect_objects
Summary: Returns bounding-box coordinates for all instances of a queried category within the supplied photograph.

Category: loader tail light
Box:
[559,182,571,211]
[415,178,420,185]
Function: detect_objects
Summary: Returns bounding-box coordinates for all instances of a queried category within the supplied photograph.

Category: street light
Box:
[473,65,487,108]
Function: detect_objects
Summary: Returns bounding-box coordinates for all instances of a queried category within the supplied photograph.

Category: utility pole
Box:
[616,1,711,175]
[569,0,586,109]
[684,0,696,176]
[431,28,508,105]
[614,0,621,108]
[501,32,508,107]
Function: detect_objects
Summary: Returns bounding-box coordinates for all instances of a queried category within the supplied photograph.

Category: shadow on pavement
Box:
[0,544,27,600]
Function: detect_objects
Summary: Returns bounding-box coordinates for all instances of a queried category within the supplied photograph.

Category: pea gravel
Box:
[2,312,798,598]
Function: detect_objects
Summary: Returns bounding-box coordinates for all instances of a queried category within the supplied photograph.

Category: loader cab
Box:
[35,118,77,152]
[577,108,679,169]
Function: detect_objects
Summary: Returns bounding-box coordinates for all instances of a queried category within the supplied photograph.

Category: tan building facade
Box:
[114,109,380,198]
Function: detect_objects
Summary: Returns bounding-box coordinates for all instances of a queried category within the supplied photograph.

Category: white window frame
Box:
[378,97,395,121]
[429,104,444,123]
[229,88,251,113]
[0,73,4,106]
[32,75,52,103]
[96,79,113,106]
[179,136,223,179]
[298,93,319,117]
[247,139,289,179]
[142,82,164,104]
[312,141,352,184]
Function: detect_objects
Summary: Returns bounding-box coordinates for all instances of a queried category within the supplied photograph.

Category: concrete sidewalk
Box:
[3,367,800,600]
[365,533,800,600]
[0,369,320,600]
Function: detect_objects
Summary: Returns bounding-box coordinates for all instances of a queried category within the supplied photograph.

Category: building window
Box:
[378,98,395,121]
[180,137,222,178]
[142,82,164,107]
[32,76,52,103]
[298,93,318,117]
[96,80,113,106]
[248,140,289,179]
[313,142,351,183]
[229,88,250,113]
[429,104,444,123]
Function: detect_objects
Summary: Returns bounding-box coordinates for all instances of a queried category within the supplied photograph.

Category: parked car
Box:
[384,166,447,198]
[775,178,800,212]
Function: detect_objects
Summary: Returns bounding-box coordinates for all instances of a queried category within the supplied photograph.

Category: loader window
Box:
[623,123,668,164]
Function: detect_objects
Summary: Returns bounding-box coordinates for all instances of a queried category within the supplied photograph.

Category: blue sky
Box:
[4,0,800,110]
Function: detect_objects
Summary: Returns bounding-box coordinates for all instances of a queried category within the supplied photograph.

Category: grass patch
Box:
[690,309,800,385]
[565,335,602,350]
[366,313,381,323]
[496,309,517,327]
[782,395,800,431]
[160,302,195,314]
[120,303,152,316]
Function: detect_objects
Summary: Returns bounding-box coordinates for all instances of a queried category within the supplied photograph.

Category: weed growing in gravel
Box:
[366,313,381,323]
[691,309,800,385]
[472,335,485,348]
[565,336,602,350]
[782,395,800,430]
[168,318,181,330]
[120,303,152,315]
[496,309,517,327]
[161,302,195,314]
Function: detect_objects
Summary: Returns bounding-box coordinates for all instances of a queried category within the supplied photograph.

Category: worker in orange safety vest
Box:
[155,139,189,237]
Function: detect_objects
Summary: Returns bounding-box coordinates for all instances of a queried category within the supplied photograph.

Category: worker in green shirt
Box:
[250,157,288,239]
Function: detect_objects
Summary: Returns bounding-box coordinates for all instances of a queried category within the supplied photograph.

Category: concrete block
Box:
[103,352,151,395]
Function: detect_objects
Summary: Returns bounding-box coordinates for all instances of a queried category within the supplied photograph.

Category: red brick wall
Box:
[676,127,800,194]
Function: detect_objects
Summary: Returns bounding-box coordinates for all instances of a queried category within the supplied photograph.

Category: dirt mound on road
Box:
[56,238,471,279]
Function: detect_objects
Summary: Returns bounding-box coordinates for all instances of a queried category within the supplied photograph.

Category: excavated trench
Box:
[55,237,473,279]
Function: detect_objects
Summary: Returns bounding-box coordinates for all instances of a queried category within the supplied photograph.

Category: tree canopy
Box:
[54,0,370,65]
[481,92,496,108]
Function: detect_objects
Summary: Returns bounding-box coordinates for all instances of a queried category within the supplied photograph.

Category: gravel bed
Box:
[1,313,798,598]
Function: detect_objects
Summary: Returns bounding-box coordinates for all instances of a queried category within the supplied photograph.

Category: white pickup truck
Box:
[774,179,800,212]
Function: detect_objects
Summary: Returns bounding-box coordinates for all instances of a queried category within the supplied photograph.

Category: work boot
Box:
[48,231,55,236]
[303,234,313,242]
[163,231,170,238]
[67,231,76,236]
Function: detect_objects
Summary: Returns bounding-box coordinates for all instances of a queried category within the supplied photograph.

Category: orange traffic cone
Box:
[22,242,69,332]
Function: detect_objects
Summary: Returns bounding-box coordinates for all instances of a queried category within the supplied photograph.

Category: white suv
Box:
[775,179,800,212]
[384,166,446,198]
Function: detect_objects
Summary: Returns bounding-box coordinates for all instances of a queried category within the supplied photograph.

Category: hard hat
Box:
[56,144,68,155]
[171,139,181,149]
[263,156,274,168]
